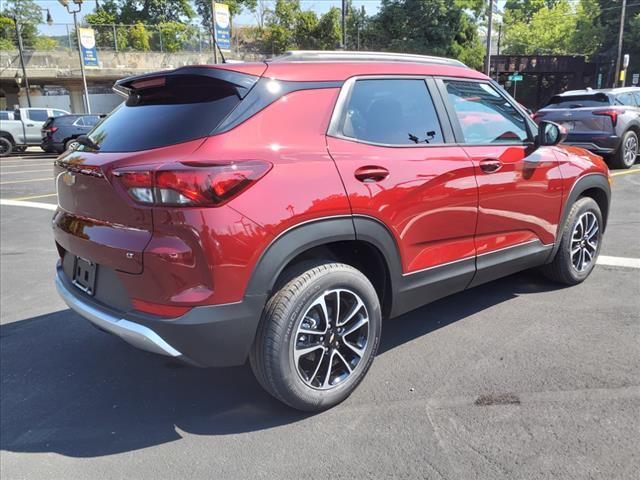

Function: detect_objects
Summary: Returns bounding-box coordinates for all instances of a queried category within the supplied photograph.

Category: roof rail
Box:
[268,50,467,67]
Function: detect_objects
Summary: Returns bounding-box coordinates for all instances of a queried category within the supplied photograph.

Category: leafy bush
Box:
[129,22,150,51]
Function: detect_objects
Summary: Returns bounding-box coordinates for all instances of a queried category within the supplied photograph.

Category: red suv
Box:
[53,51,611,411]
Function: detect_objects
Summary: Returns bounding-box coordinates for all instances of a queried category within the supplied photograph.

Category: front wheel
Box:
[250,262,381,411]
[541,197,603,285]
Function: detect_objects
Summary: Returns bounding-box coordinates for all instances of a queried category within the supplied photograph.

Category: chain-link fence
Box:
[2,22,231,54]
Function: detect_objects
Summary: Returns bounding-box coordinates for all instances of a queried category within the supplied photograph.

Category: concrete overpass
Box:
[0,50,262,112]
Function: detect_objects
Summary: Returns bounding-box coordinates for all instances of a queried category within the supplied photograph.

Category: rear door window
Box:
[340,79,444,145]
[83,115,100,127]
[27,109,49,122]
[87,75,244,152]
[444,80,529,144]
[634,92,640,106]
[0,111,9,120]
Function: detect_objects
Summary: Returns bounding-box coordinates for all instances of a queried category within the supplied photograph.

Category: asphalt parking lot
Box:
[1,149,639,479]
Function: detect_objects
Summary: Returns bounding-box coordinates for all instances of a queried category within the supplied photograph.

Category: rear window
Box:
[86,75,243,152]
[546,93,611,109]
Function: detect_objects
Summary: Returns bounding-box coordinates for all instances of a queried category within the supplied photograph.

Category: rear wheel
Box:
[250,262,381,411]
[0,137,12,157]
[65,138,80,152]
[541,197,602,285]
[609,130,638,169]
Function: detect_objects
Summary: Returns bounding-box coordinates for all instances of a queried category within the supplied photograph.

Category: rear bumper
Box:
[55,264,266,367]
[40,139,63,152]
[564,134,621,154]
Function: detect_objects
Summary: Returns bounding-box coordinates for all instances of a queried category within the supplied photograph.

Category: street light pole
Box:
[484,0,494,76]
[59,0,91,113]
[13,18,31,107]
[614,0,627,88]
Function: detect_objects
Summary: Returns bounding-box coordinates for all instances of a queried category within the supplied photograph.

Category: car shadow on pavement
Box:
[0,271,564,458]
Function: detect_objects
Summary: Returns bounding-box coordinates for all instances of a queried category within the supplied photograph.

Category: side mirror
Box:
[537,121,567,147]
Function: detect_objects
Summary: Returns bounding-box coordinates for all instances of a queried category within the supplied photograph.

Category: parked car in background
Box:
[0,107,69,157]
[533,87,640,169]
[41,114,104,154]
[53,52,611,411]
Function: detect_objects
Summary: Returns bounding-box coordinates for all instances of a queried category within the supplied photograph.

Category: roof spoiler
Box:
[113,66,259,99]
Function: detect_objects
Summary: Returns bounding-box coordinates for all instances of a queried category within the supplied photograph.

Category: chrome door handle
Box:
[354,165,389,183]
[479,159,502,174]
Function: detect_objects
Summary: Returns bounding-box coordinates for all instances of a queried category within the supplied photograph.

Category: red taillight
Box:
[593,109,624,127]
[531,112,545,122]
[132,298,192,318]
[44,127,58,133]
[112,161,271,207]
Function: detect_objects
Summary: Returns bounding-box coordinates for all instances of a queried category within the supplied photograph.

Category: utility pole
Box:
[614,0,627,88]
[484,0,494,76]
[212,2,218,64]
[14,18,31,107]
[341,0,347,49]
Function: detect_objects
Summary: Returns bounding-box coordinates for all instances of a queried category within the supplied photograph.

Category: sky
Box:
[30,0,507,35]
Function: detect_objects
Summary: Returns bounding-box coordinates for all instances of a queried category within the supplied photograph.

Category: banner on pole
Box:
[79,28,99,68]
[213,2,231,51]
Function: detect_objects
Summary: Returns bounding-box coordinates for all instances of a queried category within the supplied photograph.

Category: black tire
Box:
[541,197,603,285]
[250,262,382,411]
[65,138,80,152]
[608,130,638,169]
[0,137,13,157]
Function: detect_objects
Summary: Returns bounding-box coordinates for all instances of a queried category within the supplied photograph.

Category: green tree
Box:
[314,7,342,50]
[128,22,150,51]
[504,0,559,20]
[503,0,603,56]
[363,0,486,69]
[0,0,42,48]
[263,0,301,53]
[106,0,195,24]
[158,21,196,52]
[84,7,128,50]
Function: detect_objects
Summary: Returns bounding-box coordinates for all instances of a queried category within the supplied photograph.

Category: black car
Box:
[41,114,104,154]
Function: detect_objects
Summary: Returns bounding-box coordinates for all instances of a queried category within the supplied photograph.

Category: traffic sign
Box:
[633,73,639,85]
[508,74,523,82]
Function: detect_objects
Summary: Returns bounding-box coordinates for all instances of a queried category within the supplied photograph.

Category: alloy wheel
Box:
[624,135,638,166]
[570,211,599,272]
[293,289,369,390]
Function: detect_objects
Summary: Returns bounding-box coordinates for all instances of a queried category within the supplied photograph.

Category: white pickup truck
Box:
[0,107,69,157]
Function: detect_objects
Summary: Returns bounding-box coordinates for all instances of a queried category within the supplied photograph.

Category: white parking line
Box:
[597,255,640,269]
[0,177,53,185]
[0,199,57,211]
[0,169,53,175]
[1,196,639,270]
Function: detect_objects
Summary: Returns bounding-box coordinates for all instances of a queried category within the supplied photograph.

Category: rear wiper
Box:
[569,104,584,108]
[76,135,100,150]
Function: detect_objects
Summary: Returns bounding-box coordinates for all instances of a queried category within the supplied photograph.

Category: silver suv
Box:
[534,87,640,169]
